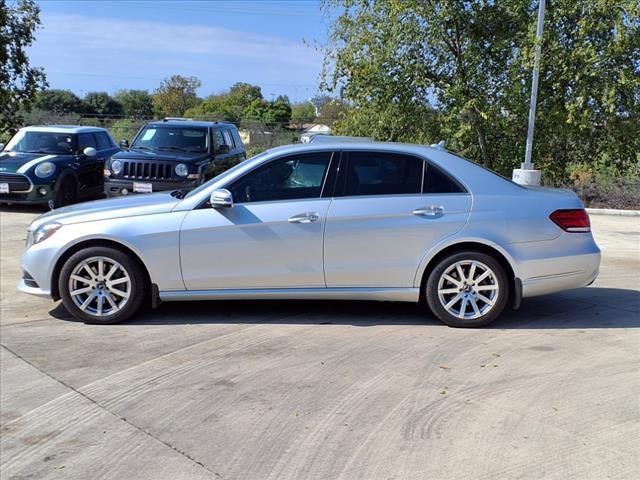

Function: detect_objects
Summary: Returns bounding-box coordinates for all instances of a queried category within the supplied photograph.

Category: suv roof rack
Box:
[163,117,193,122]
[309,135,373,144]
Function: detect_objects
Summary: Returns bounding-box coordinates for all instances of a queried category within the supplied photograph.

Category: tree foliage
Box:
[321,0,640,182]
[114,89,153,118]
[0,0,47,137]
[35,89,83,114]
[186,82,263,122]
[291,101,317,126]
[83,91,123,116]
[152,75,201,117]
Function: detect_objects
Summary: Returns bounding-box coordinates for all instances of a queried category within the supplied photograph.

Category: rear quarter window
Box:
[423,163,467,194]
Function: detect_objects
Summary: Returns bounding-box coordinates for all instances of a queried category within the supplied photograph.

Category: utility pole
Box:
[513,0,545,186]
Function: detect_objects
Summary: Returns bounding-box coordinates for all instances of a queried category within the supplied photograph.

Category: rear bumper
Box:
[505,233,601,298]
[104,178,198,197]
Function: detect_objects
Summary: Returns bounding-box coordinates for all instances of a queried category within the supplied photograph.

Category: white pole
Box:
[523,0,546,170]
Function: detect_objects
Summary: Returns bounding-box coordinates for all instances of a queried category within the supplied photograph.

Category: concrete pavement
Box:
[1,206,638,479]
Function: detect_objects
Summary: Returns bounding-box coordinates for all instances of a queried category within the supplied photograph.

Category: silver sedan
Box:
[18,141,600,327]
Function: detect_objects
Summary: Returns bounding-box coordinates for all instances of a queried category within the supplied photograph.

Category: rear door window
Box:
[340,151,423,196]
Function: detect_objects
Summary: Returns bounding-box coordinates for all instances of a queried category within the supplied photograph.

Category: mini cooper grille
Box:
[0,173,32,192]
[122,162,174,180]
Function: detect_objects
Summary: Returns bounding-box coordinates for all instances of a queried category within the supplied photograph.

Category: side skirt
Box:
[159,287,420,303]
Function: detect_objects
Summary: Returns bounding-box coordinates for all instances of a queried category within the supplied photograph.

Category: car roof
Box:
[19,125,107,134]
[146,120,236,129]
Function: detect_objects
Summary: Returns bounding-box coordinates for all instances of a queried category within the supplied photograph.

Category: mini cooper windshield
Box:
[131,126,209,153]
[4,131,74,155]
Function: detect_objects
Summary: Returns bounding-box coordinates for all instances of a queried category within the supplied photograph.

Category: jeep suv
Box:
[104,119,245,196]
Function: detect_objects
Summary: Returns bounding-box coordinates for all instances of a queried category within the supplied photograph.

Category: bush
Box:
[565,163,640,209]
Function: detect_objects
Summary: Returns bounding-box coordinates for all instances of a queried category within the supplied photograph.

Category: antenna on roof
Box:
[430,140,446,150]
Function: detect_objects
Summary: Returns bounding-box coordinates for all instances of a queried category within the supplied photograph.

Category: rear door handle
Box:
[288,212,320,224]
[413,205,445,218]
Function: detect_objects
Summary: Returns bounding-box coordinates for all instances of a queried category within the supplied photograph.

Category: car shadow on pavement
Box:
[48,287,640,329]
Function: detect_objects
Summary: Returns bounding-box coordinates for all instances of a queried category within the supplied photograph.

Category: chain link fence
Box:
[11,111,317,155]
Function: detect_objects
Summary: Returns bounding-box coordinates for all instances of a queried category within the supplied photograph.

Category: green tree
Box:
[186,82,263,122]
[152,75,201,117]
[0,0,47,137]
[83,91,122,116]
[291,101,316,127]
[242,95,292,125]
[114,89,153,118]
[35,89,84,113]
[322,0,640,181]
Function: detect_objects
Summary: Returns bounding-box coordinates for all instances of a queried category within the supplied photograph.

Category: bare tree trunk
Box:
[470,108,492,169]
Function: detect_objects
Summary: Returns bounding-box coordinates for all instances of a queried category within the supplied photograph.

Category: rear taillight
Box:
[550,209,591,232]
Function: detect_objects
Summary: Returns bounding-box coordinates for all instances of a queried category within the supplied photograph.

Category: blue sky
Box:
[29,0,332,102]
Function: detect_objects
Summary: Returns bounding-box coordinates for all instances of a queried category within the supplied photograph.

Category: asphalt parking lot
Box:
[1,206,638,480]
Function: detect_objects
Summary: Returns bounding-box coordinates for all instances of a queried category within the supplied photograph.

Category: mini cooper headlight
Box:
[28,222,62,247]
[34,162,56,178]
[111,160,123,175]
[175,163,188,177]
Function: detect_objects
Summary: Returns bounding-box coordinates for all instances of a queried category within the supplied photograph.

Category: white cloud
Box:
[38,13,321,67]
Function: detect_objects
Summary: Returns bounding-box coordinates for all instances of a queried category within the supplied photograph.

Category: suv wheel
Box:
[59,247,146,324]
[425,251,509,328]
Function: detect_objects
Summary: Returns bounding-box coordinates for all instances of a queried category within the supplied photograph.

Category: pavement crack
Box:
[0,344,217,477]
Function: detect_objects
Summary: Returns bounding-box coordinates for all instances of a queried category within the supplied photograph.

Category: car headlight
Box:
[27,222,62,248]
[175,163,188,177]
[34,162,56,178]
[111,160,123,175]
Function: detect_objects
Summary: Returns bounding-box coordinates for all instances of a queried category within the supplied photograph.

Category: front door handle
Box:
[413,205,445,218]
[288,212,320,224]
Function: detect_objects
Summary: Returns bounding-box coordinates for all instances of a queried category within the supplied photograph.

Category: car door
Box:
[76,133,103,192]
[323,150,472,287]
[180,150,336,290]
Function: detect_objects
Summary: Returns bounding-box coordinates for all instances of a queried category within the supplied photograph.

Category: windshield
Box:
[131,126,208,153]
[184,150,271,199]
[3,130,74,155]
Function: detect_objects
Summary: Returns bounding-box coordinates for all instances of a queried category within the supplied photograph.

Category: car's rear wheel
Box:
[54,177,77,207]
[58,247,146,324]
[425,251,509,327]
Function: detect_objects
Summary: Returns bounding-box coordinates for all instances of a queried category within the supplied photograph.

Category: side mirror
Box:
[120,139,129,149]
[216,144,230,155]
[210,188,233,208]
[83,147,97,157]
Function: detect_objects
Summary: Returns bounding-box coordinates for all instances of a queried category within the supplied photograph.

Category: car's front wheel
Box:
[425,251,509,328]
[59,246,146,324]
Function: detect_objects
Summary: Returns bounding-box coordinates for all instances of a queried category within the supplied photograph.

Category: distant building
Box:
[300,124,332,143]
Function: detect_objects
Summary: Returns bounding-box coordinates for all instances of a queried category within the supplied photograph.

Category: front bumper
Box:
[104,177,198,197]
[0,184,56,204]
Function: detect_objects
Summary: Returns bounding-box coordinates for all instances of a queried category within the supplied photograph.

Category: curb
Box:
[586,208,640,217]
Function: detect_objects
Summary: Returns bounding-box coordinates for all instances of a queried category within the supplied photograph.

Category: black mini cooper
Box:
[0,126,120,206]
[104,119,246,196]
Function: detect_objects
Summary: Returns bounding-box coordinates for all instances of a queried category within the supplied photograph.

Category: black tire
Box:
[54,176,77,207]
[58,246,147,324]
[425,251,509,328]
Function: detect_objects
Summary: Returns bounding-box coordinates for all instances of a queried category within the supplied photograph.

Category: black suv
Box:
[104,119,245,196]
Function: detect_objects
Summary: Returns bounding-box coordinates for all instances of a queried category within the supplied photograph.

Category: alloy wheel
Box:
[437,260,499,320]
[68,256,131,317]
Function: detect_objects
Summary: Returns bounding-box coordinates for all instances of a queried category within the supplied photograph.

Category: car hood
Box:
[112,149,208,163]
[0,151,67,174]
[29,192,180,229]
